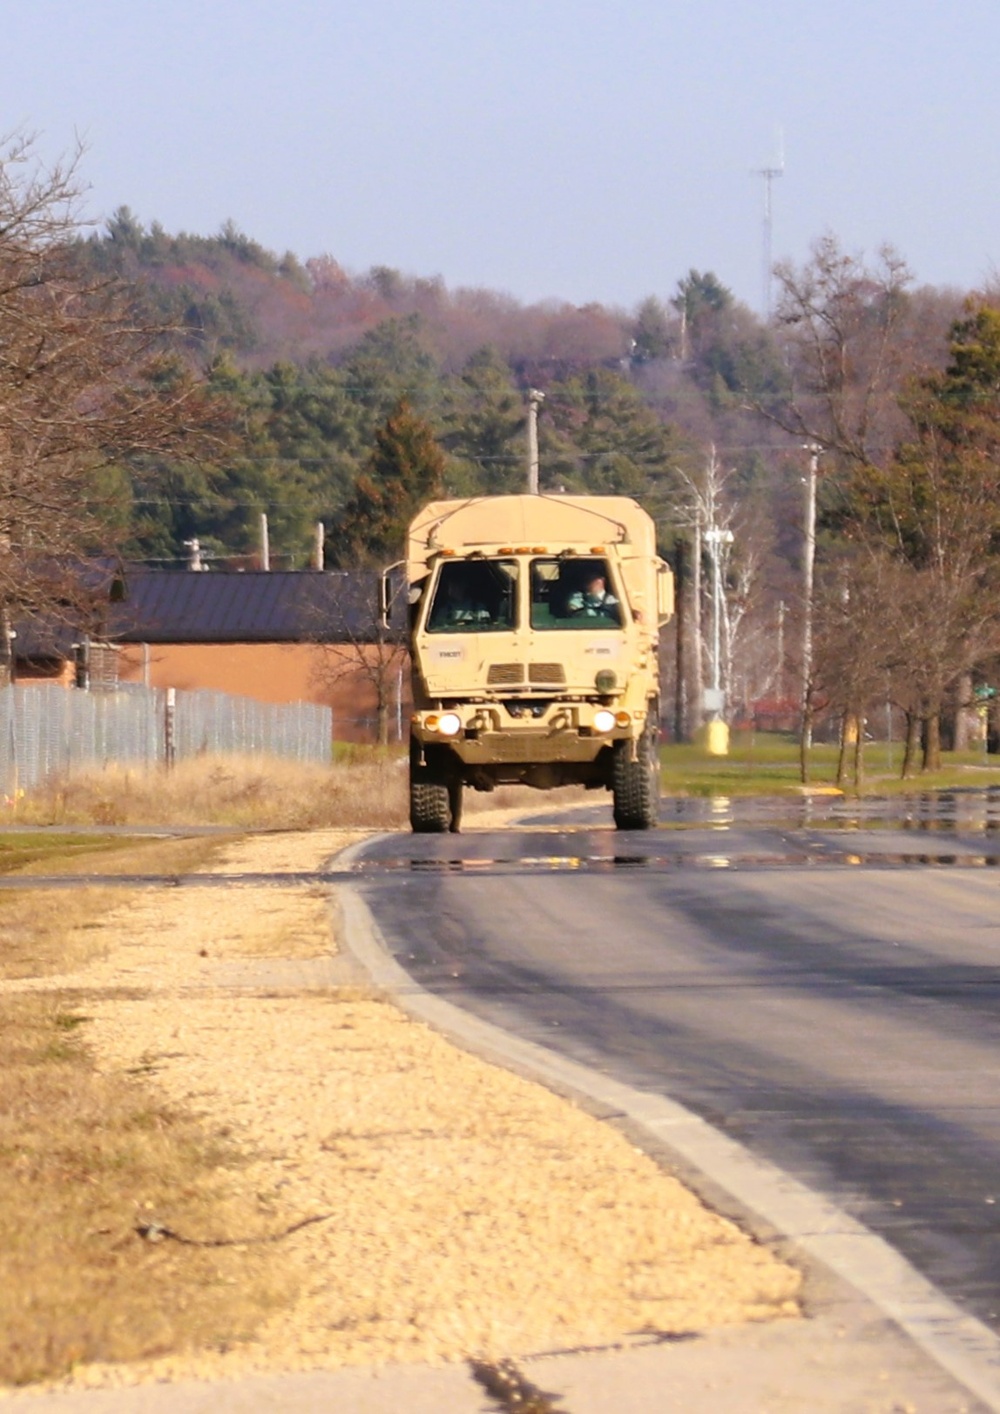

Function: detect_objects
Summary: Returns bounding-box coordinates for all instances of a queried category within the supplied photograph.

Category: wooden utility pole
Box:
[801,443,821,758]
[673,538,687,742]
[526,389,544,493]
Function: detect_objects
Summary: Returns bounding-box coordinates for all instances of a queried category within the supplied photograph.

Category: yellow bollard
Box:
[705,718,730,756]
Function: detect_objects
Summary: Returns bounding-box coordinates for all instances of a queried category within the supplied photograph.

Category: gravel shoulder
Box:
[2,825,802,1394]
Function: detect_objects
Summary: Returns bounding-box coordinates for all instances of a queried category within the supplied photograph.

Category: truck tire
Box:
[409,738,449,832]
[612,728,659,830]
[410,774,451,832]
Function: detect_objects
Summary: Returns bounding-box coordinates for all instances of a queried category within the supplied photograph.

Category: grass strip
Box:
[659,732,1000,797]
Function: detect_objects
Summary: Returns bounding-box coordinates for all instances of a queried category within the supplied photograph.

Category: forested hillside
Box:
[81,210,806,571]
[61,207,1000,765]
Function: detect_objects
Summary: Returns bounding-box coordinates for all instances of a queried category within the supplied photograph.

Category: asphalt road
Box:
[350,789,1000,1336]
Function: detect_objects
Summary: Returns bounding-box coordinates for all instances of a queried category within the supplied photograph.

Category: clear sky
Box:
[5,0,998,313]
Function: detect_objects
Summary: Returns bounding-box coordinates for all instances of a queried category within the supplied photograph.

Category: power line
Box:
[81,445,811,514]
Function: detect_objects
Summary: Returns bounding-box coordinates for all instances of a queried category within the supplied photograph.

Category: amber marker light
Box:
[615,711,632,728]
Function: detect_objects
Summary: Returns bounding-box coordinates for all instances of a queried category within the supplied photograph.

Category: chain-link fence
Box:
[0,685,335,798]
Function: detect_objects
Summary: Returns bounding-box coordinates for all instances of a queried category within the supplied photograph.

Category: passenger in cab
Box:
[434,577,492,628]
[428,561,515,632]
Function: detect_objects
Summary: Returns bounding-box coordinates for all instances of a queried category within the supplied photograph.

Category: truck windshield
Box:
[530,557,622,629]
[426,558,518,633]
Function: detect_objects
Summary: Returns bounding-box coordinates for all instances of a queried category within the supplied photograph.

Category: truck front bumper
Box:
[411,702,642,766]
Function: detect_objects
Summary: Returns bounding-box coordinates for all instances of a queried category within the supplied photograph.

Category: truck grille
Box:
[487,662,524,685]
[529,662,566,685]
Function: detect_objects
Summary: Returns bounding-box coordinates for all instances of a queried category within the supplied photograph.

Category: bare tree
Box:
[314,629,408,747]
[670,445,769,726]
[837,306,1000,770]
[0,132,221,671]
[811,553,910,787]
[308,571,408,746]
[720,512,774,719]
[767,235,916,466]
[759,240,999,775]
[888,560,999,775]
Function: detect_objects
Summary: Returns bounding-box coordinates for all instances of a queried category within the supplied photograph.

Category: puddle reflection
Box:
[661,787,1000,837]
[349,787,1000,880]
[355,850,1000,877]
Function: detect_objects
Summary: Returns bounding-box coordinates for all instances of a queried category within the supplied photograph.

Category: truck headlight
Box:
[593,709,615,734]
[595,669,617,693]
[437,712,462,736]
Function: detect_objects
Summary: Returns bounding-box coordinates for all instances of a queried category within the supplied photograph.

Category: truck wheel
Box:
[612,730,659,830]
[409,739,450,833]
[410,775,451,832]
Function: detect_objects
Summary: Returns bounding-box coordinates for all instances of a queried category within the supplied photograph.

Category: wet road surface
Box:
[349,789,1000,1335]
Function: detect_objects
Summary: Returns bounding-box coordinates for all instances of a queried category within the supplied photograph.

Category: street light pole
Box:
[703,524,734,756]
[709,530,722,704]
[703,526,734,712]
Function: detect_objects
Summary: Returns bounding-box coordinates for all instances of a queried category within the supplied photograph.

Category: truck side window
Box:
[530,558,622,629]
[426,559,518,633]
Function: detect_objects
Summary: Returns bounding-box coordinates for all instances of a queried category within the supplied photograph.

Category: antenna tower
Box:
[753,130,784,321]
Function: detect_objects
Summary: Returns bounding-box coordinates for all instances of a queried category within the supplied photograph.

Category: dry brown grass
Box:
[12,753,409,831]
[0,990,297,1386]
[10,753,586,833]
[0,839,233,980]
[0,888,124,979]
[0,831,313,1385]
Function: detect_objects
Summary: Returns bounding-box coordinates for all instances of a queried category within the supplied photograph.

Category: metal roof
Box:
[106,569,390,645]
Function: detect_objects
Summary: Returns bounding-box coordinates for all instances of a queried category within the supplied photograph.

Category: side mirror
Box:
[379,560,405,628]
[656,564,674,624]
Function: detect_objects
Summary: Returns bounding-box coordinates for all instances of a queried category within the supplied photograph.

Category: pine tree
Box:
[330,399,445,566]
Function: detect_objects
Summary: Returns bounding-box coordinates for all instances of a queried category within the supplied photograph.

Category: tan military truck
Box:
[389,493,674,833]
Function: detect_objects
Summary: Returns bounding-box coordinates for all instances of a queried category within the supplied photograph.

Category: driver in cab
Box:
[567,572,620,621]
